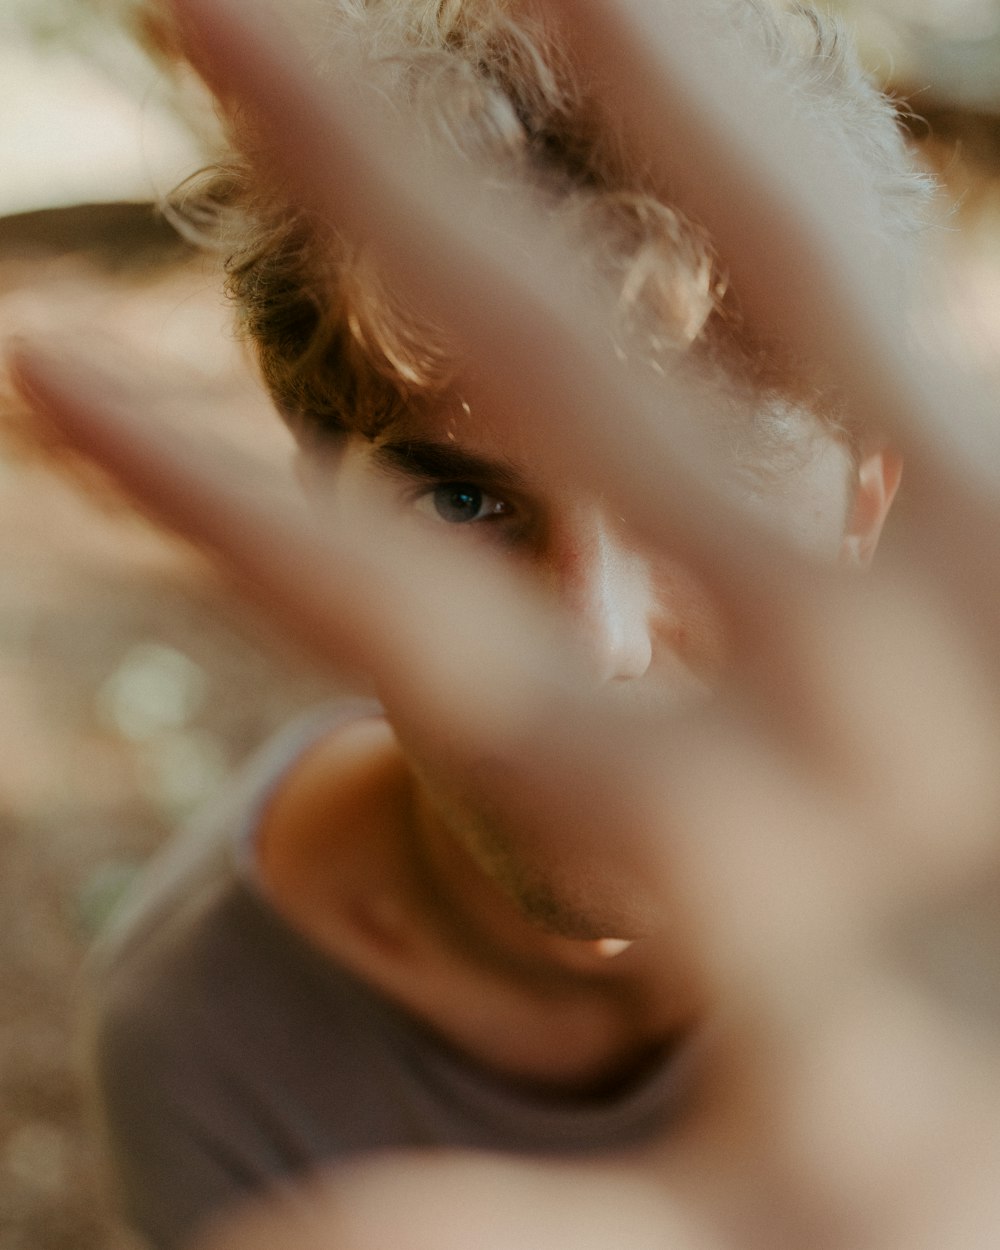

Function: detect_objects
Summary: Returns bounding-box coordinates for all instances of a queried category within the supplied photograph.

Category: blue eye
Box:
[434,483,482,522]
[429,482,507,524]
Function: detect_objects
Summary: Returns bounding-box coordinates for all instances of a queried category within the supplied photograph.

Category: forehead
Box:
[373,388,853,511]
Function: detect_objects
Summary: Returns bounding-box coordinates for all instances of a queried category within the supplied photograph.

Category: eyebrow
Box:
[371,438,529,494]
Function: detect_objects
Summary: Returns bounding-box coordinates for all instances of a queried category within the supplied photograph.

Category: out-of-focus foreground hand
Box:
[9,0,1000,1247]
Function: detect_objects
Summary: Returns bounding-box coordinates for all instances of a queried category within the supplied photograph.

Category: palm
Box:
[11,0,1000,1245]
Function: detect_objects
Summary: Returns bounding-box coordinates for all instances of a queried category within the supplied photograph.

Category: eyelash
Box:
[414,481,513,527]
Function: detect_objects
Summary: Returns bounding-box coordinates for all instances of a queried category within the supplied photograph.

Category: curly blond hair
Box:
[168,0,934,447]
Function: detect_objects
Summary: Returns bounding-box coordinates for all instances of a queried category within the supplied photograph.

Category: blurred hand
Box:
[9,0,1000,1246]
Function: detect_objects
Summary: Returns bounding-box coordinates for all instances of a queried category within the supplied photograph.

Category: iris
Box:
[433,483,487,523]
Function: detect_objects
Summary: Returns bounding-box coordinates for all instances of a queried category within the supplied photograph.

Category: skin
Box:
[257,393,900,1091]
[13,0,1000,1241]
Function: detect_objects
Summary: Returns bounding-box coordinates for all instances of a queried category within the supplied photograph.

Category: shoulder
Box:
[84,872,272,1249]
[81,700,410,1246]
[89,699,383,969]
[85,698,392,1076]
[85,871,393,1250]
[255,706,412,920]
[259,707,398,852]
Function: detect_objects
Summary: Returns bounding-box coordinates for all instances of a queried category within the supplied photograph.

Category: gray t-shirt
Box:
[86,703,695,1250]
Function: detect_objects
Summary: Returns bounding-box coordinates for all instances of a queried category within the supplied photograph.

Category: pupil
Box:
[434,483,482,522]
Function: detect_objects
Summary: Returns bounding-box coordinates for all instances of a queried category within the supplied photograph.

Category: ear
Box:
[839,447,902,568]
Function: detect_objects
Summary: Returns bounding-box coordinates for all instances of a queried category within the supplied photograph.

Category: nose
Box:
[550,516,656,682]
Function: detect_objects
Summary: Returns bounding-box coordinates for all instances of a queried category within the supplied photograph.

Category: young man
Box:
[82,1,929,1246]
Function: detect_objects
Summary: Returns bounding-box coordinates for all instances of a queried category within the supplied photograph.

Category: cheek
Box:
[649,559,731,688]
[648,441,854,684]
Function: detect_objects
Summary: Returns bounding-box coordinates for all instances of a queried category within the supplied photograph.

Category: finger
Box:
[193,1152,714,1250]
[7,338,566,714]
[546,0,1000,601]
[7,337,713,898]
[166,0,842,608]
[21,3,1000,905]
[647,707,1000,1247]
[165,0,1000,811]
[19,0,991,927]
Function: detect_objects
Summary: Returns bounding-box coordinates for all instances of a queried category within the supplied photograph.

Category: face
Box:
[307,394,897,939]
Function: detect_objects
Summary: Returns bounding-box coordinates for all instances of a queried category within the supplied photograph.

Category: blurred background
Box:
[0,2,997,1248]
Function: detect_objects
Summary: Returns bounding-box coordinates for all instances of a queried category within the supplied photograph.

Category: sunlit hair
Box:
[167,0,934,449]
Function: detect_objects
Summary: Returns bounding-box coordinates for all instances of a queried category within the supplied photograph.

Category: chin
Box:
[463,813,662,941]
[395,727,667,941]
[505,864,658,941]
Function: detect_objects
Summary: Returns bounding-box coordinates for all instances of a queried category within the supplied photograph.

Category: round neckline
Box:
[238,866,697,1150]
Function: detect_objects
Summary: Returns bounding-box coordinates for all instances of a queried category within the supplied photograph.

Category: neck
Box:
[259,716,699,1089]
[393,770,701,1091]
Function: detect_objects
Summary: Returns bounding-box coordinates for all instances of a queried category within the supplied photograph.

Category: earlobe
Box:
[840,447,902,568]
